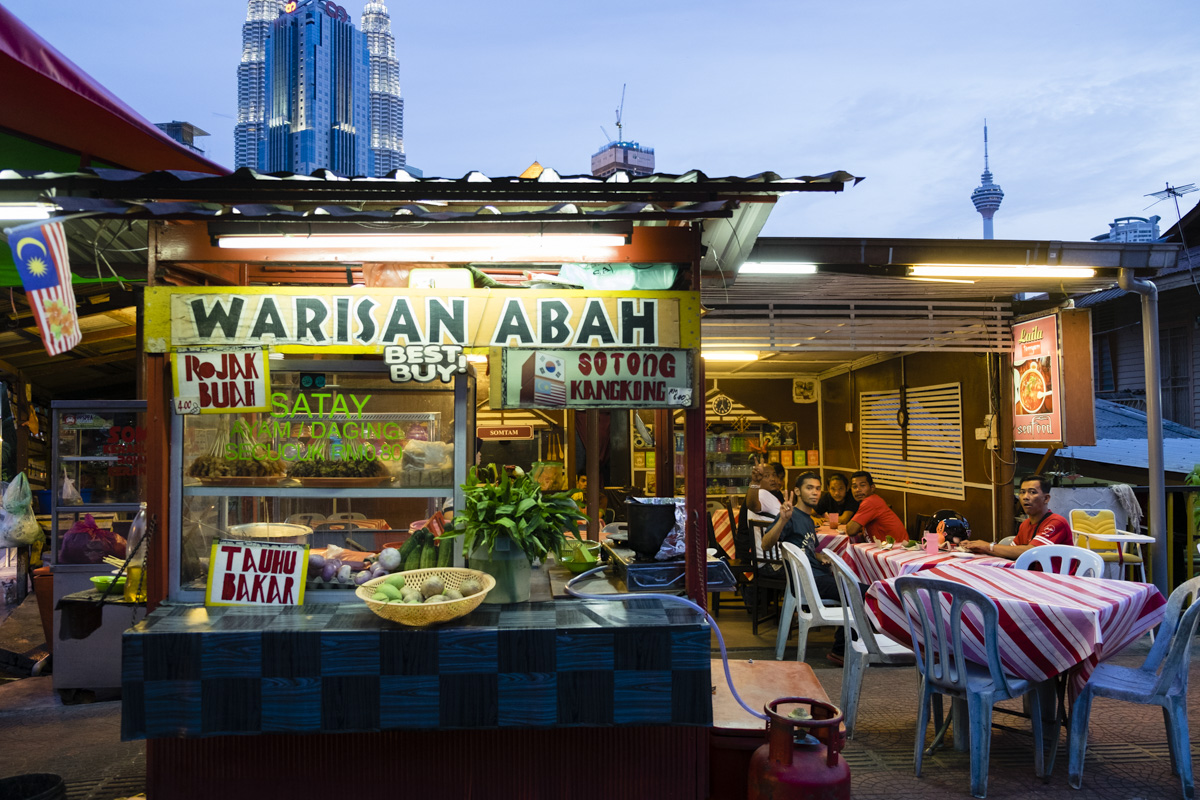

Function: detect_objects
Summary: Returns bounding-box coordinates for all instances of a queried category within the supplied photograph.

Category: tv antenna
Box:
[1144,181,1197,212]
[614,84,626,142]
[1144,181,1199,293]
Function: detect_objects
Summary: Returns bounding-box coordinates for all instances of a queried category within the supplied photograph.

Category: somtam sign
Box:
[1012,314,1061,443]
[205,539,308,607]
[143,287,699,353]
[171,349,271,414]
[492,348,695,409]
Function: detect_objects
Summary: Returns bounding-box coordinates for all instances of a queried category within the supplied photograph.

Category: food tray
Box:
[357,568,495,626]
[196,476,285,487]
[289,476,395,488]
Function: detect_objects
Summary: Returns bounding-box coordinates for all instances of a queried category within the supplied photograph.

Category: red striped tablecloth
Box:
[865,565,1166,696]
[844,542,1012,585]
[712,509,734,557]
[817,532,851,557]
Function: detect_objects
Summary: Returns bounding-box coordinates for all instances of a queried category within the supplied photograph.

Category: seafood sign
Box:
[1012,315,1061,443]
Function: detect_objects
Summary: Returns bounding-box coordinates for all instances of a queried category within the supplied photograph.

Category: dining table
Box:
[864,564,1167,698]
[824,536,1014,585]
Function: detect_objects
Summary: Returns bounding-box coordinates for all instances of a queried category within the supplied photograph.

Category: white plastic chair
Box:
[779,542,846,663]
[1013,544,1103,577]
[1069,576,1200,799]
[824,550,914,737]
[998,536,1015,547]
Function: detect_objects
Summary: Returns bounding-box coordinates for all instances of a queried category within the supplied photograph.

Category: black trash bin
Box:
[0,774,66,800]
[625,499,678,559]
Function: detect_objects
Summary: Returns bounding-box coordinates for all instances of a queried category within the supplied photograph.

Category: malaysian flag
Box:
[6,220,81,356]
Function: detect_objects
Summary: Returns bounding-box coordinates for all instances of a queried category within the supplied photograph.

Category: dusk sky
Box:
[5,0,1198,242]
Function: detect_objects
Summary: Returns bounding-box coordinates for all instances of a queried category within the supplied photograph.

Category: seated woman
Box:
[813,472,859,527]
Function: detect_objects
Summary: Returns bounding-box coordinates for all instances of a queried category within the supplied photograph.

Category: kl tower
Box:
[971,121,1004,239]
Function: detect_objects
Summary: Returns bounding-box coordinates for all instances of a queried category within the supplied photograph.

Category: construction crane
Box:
[599,126,613,145]
[614,84,626,142]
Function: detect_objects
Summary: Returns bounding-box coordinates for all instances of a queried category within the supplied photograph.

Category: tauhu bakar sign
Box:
[144,287,699,353]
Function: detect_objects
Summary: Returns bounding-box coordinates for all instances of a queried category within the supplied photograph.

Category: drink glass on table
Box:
[826,512,839,529]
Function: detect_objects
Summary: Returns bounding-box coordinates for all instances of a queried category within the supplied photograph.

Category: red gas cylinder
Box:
[748,697,850,800]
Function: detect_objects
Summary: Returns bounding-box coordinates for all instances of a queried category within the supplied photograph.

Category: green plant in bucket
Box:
[444,464,586,563]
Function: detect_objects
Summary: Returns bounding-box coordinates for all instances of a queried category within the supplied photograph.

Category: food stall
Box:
[68,167,859,799]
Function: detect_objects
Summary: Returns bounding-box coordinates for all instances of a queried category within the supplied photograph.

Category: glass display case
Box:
[50,400,147,562]
[49,399,148,694]
[169,361,473,602]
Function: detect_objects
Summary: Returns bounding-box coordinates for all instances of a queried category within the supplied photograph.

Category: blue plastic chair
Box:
[1068,575,1200,799]
[825,549,913,737]
[895,576,1047,798]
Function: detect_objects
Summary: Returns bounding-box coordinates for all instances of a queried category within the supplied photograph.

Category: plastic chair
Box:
[998,536,1015,547]
[1069,508,1148,582]
[748,520,788,635]
[825,550,914,737]
[1069,576,1200,799]
[779,542,846,663]
[895,576,1046,798]
[1013,544,1103,577]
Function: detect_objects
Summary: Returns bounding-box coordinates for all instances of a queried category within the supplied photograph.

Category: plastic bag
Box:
[0,473,44,547]
[531,462,565,492]
[61,468,83,505]
[400,440,453,471]
[558,263,679,291]
[59,513,127,564]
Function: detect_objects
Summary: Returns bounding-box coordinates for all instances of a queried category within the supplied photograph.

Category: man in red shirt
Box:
[845,471,908,543]
[964,474,1073,559]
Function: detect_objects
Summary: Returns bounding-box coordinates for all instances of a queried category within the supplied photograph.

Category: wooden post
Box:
[586,409,600,541]
[144,353,171,610]
[653,409,673,498]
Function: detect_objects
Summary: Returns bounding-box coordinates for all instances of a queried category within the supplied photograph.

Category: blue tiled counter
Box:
[122,598,712,740]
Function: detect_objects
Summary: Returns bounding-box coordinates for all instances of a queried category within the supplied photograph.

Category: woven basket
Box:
[356,567,496,626]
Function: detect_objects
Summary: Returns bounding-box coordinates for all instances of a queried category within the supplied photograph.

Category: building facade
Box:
[262,0,372,177]
[234,0,285,170]
[361,1,405,175]
[1092,215,1161,243]
[590,141,655,178]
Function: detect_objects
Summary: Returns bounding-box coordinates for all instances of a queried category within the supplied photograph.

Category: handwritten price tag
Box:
[173,398,201,415]
[667,387,693,406]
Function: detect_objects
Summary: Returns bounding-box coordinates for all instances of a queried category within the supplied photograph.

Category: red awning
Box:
[0,5,227,175]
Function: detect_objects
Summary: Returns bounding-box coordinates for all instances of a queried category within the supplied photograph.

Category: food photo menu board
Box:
[1012,314,1061,444]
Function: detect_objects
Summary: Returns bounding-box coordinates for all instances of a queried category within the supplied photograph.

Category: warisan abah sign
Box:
[143,287,699,353]
[492,348,696,409]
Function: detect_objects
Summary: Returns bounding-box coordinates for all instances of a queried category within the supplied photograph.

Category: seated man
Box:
[845,471,908,543]
[760,471,846,664]
[814,472,859,527]
[743,461,786,560]
[963,474,1073,559]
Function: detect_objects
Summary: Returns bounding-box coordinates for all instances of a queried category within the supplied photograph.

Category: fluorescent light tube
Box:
[216,234,628,250]
[909,264,1096,279]
[701,351,759,362]
[0,205,55,221]
[739,262,818,275]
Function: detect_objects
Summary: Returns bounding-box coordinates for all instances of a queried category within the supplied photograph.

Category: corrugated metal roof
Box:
[1072,286,1128,307]
[1017,439,1200,476]
[0,166,863,207]
[1092,398,1200,440]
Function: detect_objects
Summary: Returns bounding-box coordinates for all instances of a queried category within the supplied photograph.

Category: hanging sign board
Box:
[171,348,271,414]
[1012,314,1061,443]
[492,348,696,409]
[143,287,699,353]
[205,539,308,607]
[478,425,534,440]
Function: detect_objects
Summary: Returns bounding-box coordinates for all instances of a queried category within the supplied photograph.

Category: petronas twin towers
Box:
[234,0,405,177]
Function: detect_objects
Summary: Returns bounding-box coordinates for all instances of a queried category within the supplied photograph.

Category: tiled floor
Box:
[1,593,1196,799]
